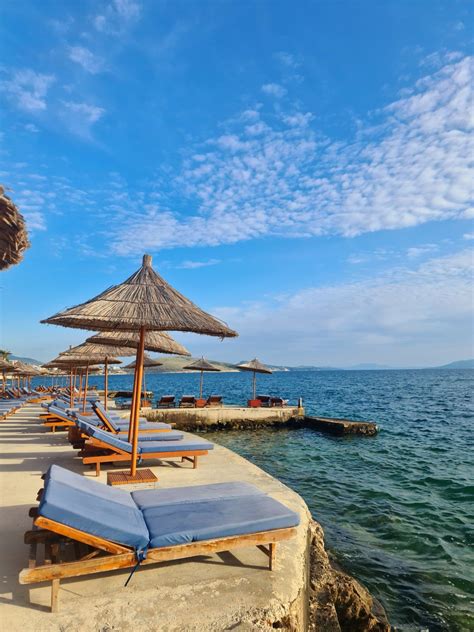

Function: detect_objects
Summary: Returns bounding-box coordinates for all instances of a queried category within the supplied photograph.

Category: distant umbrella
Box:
[237,358,273,400]
[124,354,163,370]
[41,254,237,480]
[0,186,30,271]
[183,356,220,399]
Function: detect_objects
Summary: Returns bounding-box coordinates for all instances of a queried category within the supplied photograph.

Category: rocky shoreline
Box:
[308,521,390,631]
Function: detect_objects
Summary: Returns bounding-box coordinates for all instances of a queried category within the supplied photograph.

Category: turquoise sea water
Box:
[59,368,473,631]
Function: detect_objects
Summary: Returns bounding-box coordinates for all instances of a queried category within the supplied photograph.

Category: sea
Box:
[47,368,474,631]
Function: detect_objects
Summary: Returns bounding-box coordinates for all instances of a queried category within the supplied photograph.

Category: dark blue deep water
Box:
[45,369,474,631]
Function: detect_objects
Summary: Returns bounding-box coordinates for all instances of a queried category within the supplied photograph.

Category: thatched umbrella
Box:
[237,358,273,401]
[58,344,124,411]
[0,186,30,271]
[183,357,221,399]
[41,253,237,481]
[124,354,162,407]
[86,330,190,409]
[0,358,14,392]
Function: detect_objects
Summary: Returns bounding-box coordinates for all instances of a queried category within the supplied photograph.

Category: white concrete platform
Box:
[0,404,310,632]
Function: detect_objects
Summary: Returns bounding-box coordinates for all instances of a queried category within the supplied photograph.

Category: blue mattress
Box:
[142,495,300,548]
[132,481,264,509]
[138,438,213,453]
[39,466,300,555]
[39,466,149,552]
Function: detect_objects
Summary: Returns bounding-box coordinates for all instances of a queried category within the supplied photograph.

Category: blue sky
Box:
[0,0,473,366]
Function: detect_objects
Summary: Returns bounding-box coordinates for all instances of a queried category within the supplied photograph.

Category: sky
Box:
[0,0,473,367]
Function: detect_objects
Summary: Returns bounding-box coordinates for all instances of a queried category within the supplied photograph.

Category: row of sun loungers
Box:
[157,394,223,408]
[40,398,214,473]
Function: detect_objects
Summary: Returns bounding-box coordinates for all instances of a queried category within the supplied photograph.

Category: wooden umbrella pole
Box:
[130,326,146,477]
[127,357,140,443]
[104,358,109,410]
[69,369,74,407]
[82,363,89,413]
[200,370,204,399]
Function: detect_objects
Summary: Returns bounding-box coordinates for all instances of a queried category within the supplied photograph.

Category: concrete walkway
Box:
[0,404,310,632]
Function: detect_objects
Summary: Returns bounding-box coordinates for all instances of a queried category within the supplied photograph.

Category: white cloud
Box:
[62,101,105,124]
[177,258,221,269]
[261,83,287,98]
[207,249,474,366]
[463,232,474,240]
[406,244,438,259]
[94,0,141,34]
[274,52,300,68]
[68,46,104,74]
[105,55,473,255]
[24,123,39,133]
[2,70,55,112]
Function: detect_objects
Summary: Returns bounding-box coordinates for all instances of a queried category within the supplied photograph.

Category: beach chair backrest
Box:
[93,402,119,432]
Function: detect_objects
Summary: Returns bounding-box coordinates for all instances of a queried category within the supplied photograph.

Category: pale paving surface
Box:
[0,404,310,632]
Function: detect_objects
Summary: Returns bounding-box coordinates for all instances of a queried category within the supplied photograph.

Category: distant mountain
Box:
[346,363,395,370]
[126,356,239,373]
[9,355,43,366]
[435,359,474,369]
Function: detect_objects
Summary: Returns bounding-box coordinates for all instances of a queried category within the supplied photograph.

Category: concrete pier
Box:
[146,405,304,430]
[304,416,378,436]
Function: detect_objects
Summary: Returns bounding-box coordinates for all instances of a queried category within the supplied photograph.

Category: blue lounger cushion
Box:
[132,481,265,510]
[115,421,172,431]
[138,438,213,454]
[47,405,75,420]
[142,495,300,548]
[43,465,136,508]
[39,467,149,552]
[123,430,184,442]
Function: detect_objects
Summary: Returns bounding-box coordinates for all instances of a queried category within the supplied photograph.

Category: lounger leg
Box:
[193,456,198,469]
[95,462,100,477]
[51,578,60,612]
[269,543,276,571]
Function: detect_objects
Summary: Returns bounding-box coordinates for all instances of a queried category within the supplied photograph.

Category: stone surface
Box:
[0,404,309,631]
[146,405,303,431]
[308,522,390,632]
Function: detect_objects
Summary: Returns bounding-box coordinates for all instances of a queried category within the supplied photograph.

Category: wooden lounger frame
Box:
[81,436,209,475]
[20,513,296,613]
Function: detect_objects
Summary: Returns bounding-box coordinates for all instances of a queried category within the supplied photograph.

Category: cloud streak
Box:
[108,55,473,255]
[1,70,55,112]
[207,249,474,365]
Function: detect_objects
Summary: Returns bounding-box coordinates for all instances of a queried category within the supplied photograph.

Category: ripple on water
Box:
[73,368,474,632]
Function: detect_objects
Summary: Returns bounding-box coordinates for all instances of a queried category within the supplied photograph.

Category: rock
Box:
[308,521,390,632]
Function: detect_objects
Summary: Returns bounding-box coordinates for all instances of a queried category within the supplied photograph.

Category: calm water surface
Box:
[72,369,473,631]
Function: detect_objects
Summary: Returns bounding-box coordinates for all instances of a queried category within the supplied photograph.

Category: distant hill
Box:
[9,355,43,366]
[435,359,474,369]
[127,356,239,373]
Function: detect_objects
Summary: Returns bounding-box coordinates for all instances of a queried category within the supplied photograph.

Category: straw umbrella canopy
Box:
[0,358,14,392]
[57,343,125,411]
[85,331,190,409]
[41,253,237,480]
[237,358,273,400]
[183,357,221,399]
[0,185,30,271]
[86,330,191,356]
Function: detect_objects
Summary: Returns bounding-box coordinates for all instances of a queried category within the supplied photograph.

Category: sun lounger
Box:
[75,415,184,443]
[41,406,78,432]
[206,395,223,407]
[157,395,175,408]
[20,464,299,612]
[257,395,271,407]
[75,422,213,474]
[92,402,172,434]
[179,395,196,408]
[270,397,287,407]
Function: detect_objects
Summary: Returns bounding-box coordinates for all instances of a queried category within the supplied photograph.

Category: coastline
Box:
[0,403,389,631]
